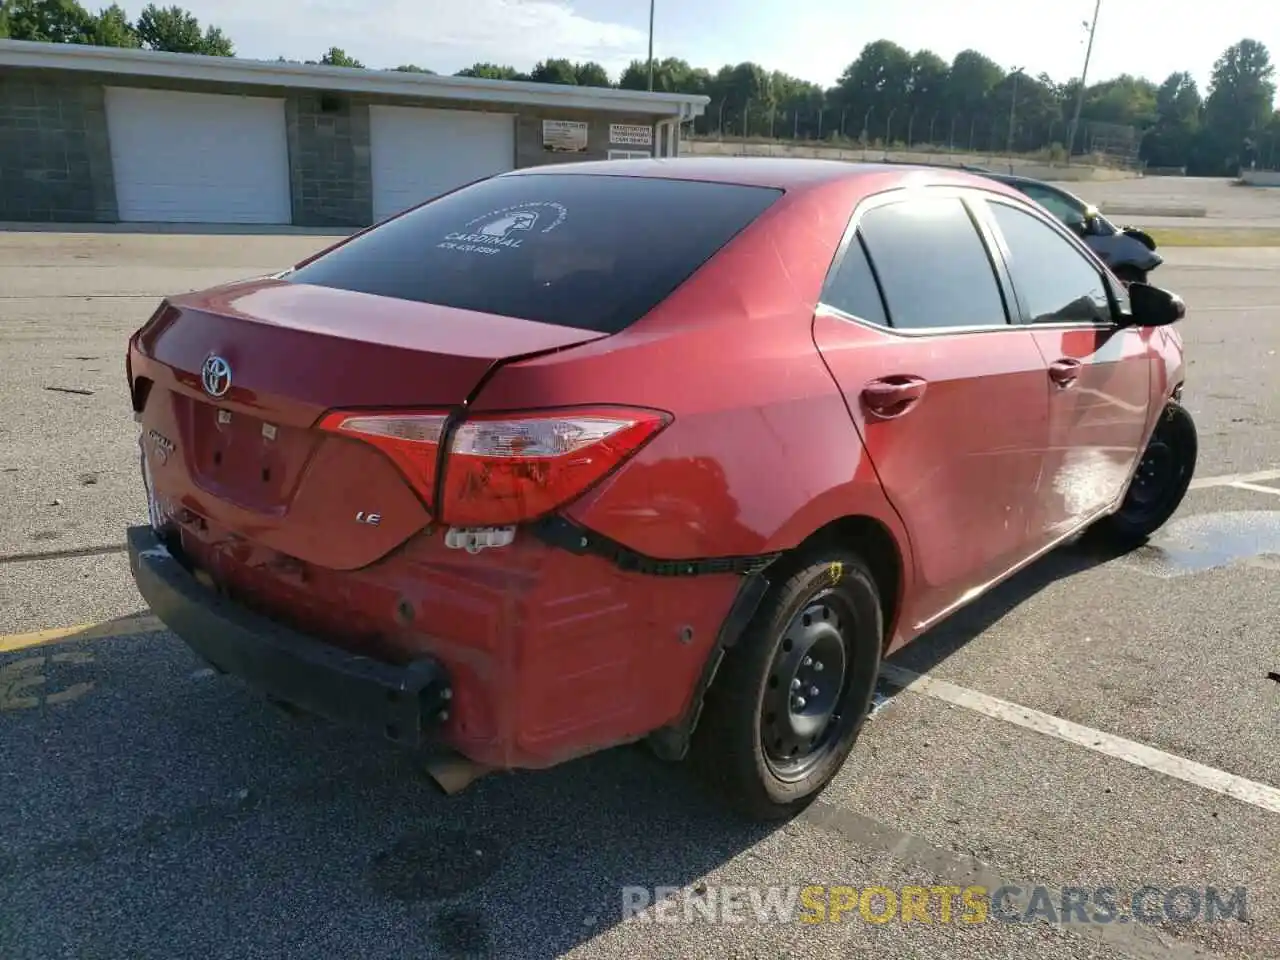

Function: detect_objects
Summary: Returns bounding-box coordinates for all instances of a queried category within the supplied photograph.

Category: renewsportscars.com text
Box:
[621,884,1249,926]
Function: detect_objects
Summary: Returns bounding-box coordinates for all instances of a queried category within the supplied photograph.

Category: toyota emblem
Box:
[201,355,232,398]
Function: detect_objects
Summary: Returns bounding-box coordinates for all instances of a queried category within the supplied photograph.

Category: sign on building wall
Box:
[542,120,589,152]
[609,123,654,147]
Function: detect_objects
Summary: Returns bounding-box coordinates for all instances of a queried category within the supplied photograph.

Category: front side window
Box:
[988,201,1113,325]
[285,173,782,334]
[1018,184,1085,226]
[857,196,1009,331]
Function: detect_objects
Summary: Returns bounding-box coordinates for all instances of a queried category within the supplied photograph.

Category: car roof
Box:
[504,155,1026,197]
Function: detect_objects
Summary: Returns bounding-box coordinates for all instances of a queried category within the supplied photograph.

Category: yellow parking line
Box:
[0,613,164,654]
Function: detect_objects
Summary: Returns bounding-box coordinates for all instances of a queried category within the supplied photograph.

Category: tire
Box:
[1094,401,1197,548]
[690,549,883,821]
[1112,264,1147,286]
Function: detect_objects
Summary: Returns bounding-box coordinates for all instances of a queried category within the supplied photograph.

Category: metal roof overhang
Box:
[0,40,709,119]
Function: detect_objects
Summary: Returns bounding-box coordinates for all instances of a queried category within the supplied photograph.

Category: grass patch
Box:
[1149,227,1280,247]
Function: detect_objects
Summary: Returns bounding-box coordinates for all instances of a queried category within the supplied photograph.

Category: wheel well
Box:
[646,514,905,762]
[788,515,904,649]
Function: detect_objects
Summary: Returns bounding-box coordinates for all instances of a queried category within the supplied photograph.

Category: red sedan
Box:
[125,158,1195,820]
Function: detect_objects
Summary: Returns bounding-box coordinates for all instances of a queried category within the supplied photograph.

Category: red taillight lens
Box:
[318,406,670,525]
[441,407,670,526]
[317,411,449,505]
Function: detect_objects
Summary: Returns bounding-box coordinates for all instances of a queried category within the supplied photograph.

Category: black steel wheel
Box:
[691,549,883,821]
[760,592,855,781]
[1095,401,1197,547]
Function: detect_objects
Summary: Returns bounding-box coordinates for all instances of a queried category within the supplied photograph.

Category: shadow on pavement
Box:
[0,624,776,959]
[883,534,1127,681]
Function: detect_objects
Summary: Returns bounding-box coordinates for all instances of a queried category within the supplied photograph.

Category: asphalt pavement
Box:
[0,228,1277,960]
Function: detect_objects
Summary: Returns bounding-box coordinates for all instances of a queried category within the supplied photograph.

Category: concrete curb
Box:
[1099,204,1208,219]
[1240,170,1280,187]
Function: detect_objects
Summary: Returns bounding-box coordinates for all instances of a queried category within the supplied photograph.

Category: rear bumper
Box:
[126,525,452,747]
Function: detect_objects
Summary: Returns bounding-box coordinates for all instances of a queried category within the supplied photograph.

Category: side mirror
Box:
[1123,282,1185,327]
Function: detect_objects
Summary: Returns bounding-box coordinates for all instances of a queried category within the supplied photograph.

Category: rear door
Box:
[974,194,1153,539]
[812,188,1051,632]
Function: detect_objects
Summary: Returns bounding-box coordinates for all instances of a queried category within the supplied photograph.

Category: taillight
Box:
[441,407,670,526]
[318,411,449,506]
[318,406,670,525]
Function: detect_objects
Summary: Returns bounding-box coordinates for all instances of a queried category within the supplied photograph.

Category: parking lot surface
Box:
[1049,175,1280,229]
[1,226,1277,960]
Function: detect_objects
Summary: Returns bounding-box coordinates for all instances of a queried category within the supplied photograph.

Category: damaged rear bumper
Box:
[125,525,452,747]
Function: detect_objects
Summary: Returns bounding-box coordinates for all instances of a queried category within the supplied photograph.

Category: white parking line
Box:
[1229,480,1280,497]
[878,664,1280,816]
[1189,468,1280,490]
[1194,305,1280,313]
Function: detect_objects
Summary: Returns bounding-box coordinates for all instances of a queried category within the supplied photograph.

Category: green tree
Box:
[574,61,611,87]
[91,2,137,46]
[945,49,1003,131]
[392,64,434,74]
[1140,72,1201,169]
[2,0,96,43]
[1078,75,1158,128]
[767,71,825,139]
[618,57,707,96]
[455,62,526,80]
[712,61,770,135]
[834,41,915,142]
[317,46,362,68]
[991,71,1063,152]
[907,50,949,121]
[135,4,232,56]
[528,58,578,85]
[1203,39,1276,173]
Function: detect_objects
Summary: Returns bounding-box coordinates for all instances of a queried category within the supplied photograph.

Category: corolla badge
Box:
[201,355,232,398]
[147,429,175,464]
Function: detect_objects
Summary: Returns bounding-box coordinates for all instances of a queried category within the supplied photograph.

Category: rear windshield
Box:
[285,173,783,334]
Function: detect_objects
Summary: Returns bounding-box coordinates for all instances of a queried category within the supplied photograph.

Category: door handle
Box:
[1048,358,1082,387]
[861,376,928,418]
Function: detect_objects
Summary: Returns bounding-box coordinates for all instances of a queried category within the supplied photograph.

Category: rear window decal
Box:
[439,201,568,255]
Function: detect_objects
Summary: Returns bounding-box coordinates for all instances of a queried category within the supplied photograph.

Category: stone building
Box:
[0,39,708,226]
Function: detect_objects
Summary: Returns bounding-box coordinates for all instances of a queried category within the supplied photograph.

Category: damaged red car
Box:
[126,158,1196,820]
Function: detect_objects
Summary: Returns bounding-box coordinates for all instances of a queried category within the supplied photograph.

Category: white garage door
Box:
[370,106,515,221]
[105,87,291,224]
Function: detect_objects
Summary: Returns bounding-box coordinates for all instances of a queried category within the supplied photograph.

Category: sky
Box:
[127,0,1278,95]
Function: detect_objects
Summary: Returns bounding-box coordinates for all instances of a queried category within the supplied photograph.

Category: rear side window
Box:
[285,173,782,334]
[822,235,888,326]
[858,197,1008,330]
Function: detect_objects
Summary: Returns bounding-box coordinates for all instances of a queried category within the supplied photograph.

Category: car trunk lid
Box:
[131,278,609,570]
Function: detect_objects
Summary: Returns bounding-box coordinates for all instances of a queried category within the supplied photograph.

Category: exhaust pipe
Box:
[423,750,491,795]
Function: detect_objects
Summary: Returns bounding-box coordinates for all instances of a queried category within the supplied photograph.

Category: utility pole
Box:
[1066,0,1102,165]
[647,0,655,91]
[1006,67,1023,159]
